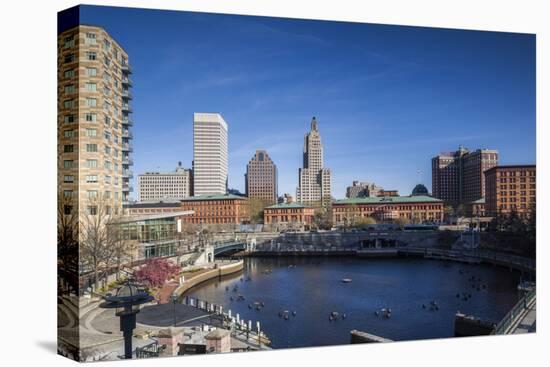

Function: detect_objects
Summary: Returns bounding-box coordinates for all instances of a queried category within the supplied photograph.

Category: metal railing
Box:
[136,341,165,358]
[492,289,536,335]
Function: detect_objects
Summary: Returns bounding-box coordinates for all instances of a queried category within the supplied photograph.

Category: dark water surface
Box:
[185,257,521,348]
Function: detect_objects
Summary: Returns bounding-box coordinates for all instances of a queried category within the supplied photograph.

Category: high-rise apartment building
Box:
[296,117,332,206]
[245,150,278,203]
[431,146,498,205]
[138,162,192,202]
[58,25,133,216]
[192,113,228,196]
[484,165,536,218]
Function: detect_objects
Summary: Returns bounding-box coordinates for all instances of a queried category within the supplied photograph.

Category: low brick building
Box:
[466,197,486,217]
[125,201,182,216]
[180,194,250,225]
[264,202,314,230]
[332,195,444,225]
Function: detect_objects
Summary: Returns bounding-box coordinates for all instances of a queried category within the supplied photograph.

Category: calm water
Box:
[186,257,521,348]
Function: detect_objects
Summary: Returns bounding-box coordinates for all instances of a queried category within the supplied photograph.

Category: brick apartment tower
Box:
[431,146,498,206]
[245,150,278,203]
[58,25,133,217]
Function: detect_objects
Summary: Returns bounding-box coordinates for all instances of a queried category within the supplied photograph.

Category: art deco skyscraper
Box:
[58,25,134,216]
[245,150,278,203]
[193,113,228,196]
[296,117,332,206]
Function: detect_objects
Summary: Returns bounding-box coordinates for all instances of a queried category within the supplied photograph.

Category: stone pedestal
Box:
[157,327,184,356]
[204,329,231,353]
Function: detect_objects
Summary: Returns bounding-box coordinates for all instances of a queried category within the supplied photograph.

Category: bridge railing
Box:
[492,288,536,335]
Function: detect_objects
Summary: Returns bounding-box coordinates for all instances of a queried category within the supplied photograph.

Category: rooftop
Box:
[485,164,536,172]
[182,194,247,202]
[266,202,311,209]
[470,197,486,204]
[114,210,194,224]
[127,201,181,209]
[334,195,442,205]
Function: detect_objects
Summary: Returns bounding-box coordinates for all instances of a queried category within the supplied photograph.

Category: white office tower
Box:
[296,117,332,206]
[193,113,228,196]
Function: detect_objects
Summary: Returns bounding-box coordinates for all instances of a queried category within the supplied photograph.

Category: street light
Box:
[170,293,178,327]
[100,280,154,359]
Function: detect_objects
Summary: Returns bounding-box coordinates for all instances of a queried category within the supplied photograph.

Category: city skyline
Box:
[78,5,536,200]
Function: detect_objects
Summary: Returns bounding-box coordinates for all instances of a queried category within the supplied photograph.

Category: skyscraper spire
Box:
[311,116,318,131]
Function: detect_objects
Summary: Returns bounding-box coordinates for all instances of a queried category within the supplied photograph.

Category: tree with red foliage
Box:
[135,258,180,288]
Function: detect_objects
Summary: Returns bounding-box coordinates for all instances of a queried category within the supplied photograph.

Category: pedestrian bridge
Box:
[213,239,255,256]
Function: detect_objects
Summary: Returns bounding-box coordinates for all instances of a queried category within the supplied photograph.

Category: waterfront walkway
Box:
[511,300,536,334]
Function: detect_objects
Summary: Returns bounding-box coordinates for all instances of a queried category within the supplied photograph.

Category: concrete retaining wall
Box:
[173,261,244,296]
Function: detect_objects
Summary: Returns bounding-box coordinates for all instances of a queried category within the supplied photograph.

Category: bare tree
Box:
[57,194,80,293]
[80,196,132,291]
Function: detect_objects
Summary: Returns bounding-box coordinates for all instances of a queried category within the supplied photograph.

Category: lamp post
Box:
[171,293,178,327]
[100,280,154,359]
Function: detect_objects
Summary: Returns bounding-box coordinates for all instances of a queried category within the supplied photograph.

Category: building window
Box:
[85,113,97,122]
[104,161,112,170]
[104,191,111,199]
[64,205,73,215]
[86,206,98,215]
[86,175,98,183]
[63,190,73,199]
[64,84,76,94]
[64,54,75,63]
[104,146,111,155]
[63,35,74,49]
[86,98,97,107]
[104,131,111,141]
[85,128,97,137]
[63,130,74,138]
[87,190,98,199]
[85,82,97,92]
[64,69,75,78]
[63,175,74,183]
[63,99,75,108]
[105,175,111,184]
[104,116,111,126]
[63,160,73,169]
[63,145,74,153]
[86,67,97,77]
[86,159,98,168]
[86,51,97,61]
[64,115,75,124]
[86,144,98,152]
[85,33,97,45]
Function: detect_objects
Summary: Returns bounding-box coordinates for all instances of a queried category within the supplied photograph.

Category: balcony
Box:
[122,76,133,86]
[121,63,132,74]
[122,142,133,152]
[122,130,134,139]
[123,169,134,179]
[122,103,133,113]
[122,89,133,100]
[122,118,133,126]
[122,183,134,192]
[122,157,134,166]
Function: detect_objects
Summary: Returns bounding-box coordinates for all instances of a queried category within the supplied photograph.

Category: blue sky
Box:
[79,5,536,199]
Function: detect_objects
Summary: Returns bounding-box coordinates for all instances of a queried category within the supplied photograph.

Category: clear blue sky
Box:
[79,5,536,200]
